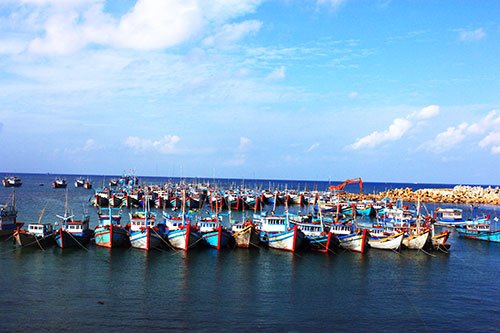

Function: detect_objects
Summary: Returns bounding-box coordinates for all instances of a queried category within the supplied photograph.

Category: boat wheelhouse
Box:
[433,208,465,226]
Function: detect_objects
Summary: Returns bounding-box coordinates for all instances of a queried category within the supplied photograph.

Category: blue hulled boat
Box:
[128,209,165,250]
[94,207,129,248]
[257,212,305,252]
[198,216,232,250]
[455,216,500,242]
[54,213,93,249]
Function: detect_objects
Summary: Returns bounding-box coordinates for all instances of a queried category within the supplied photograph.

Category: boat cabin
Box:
[28,223,53,236]
[329,223,353,235]
[65,218,90,234]
[197,217,221,233]
[435,208,464,222]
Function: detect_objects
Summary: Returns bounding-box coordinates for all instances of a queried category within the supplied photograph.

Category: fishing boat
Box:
[94,207,129,248]
[430,226,451,251]
[368,230,404,251]
[128,209,165,250]
[163,212,202,251]
[52,178,67,189]
[402,228,431,250]
[433,208,466,227]
[74,178,85,188]
[2,176,22,187]
[198,215,232,250]
[334,227,367,253]
[14,223,55,248]
[455,216,500,242]
[0,194,22,238]
[257,213,305,252]
[54,214,93,249]
[231,218,261,248]
[289,214,338,253]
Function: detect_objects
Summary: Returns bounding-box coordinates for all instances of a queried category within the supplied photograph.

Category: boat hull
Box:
[368,232,404,251]
[129,227,164,250]
[166,225,202,251]
[232,225,260,248]
[201,226,232,250]
[455,228,500,243]
[94,225,129,248]
[338,230,367,253]
[14,231,54,248]
[262,226,304,252]
[306,233,339,253]
[402,230,430,250]
[55,229,94,249]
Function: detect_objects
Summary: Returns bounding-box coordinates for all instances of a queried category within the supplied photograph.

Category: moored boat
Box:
[52,178,67,189]
[198,216,232,250]
[368,231,404,251]
[257,213,305,252]
[128,210,165,250]
[455,216,500,243]
[231,219,261,248]
[54,214,93,249]
[0,194,22,238]
[402,228,431,250]
[94,207,129,248]
[14,223,55,248]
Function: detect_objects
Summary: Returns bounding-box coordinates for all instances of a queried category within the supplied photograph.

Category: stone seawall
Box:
[348,185,500,205]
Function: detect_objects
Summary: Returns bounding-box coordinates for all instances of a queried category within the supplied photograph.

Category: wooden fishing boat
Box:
[433,208,466,227]
[54,214,93,249]
[431,228,451,250]
[231,220,260,248]
[336,229,367,253]
[14,223,54,248]
[128,210,165,250]
[368,231,404,251]
[257,213,305,252]
[402,228,430,250]
[94,207,129,248]
[198,216,232,250]
[455,217,500,243]
[0,194,22,238]
[289,214,338,253]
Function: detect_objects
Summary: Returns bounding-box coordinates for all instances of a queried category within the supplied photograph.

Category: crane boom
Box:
[329,177,363,194]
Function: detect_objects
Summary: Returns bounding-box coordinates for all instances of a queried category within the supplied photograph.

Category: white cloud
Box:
[348,104,440,150]
[239,136,251,150]
[479,131,500,154]
[125,135,181,154]
[426,122,468,153]
[83,138,97,151]
[306,143,320,152]
[316,0,348,9]
[459,28,486,42]
[412,104,440,120]
[266,66,286,80]
[20,0,265,54]
[203,20,262,47]
[349,118,411,150]
[423,110,500,154]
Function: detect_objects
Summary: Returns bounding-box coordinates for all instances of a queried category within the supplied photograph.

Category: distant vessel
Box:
[2,176,22,187]
[75,177,92,189]
[52,178,67,189]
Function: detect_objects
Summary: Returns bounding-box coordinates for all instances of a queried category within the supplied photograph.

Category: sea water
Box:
[0,173,499,332]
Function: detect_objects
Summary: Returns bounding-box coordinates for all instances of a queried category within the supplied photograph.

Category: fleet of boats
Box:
[1,176,499,255]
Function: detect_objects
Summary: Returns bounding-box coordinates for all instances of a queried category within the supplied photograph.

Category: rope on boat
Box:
[151,228,183,256]
[65,231,90,252]
[418,248,436,257]
[34,235,46,251]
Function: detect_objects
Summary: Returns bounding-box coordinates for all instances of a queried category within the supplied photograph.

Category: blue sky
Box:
[0,0,499,184]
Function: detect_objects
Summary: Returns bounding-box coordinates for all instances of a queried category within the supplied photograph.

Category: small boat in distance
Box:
[2,176,22,187]
[52,178,68,189]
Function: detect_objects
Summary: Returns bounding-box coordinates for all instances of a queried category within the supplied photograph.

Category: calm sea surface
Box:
[1,173,499,332]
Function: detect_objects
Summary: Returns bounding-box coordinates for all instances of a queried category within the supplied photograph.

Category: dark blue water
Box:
[1,173,499,332]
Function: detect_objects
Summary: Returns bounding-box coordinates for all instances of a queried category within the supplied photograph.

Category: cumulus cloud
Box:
[348,104,439,150]
[203,20,262,47]
[125,135,181,154]
[459,28,486,42]
[21,0,265,54]
[412,104,440,120]
[266,66,286,80]
[423,111,500,154]
[226,136,251,166]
